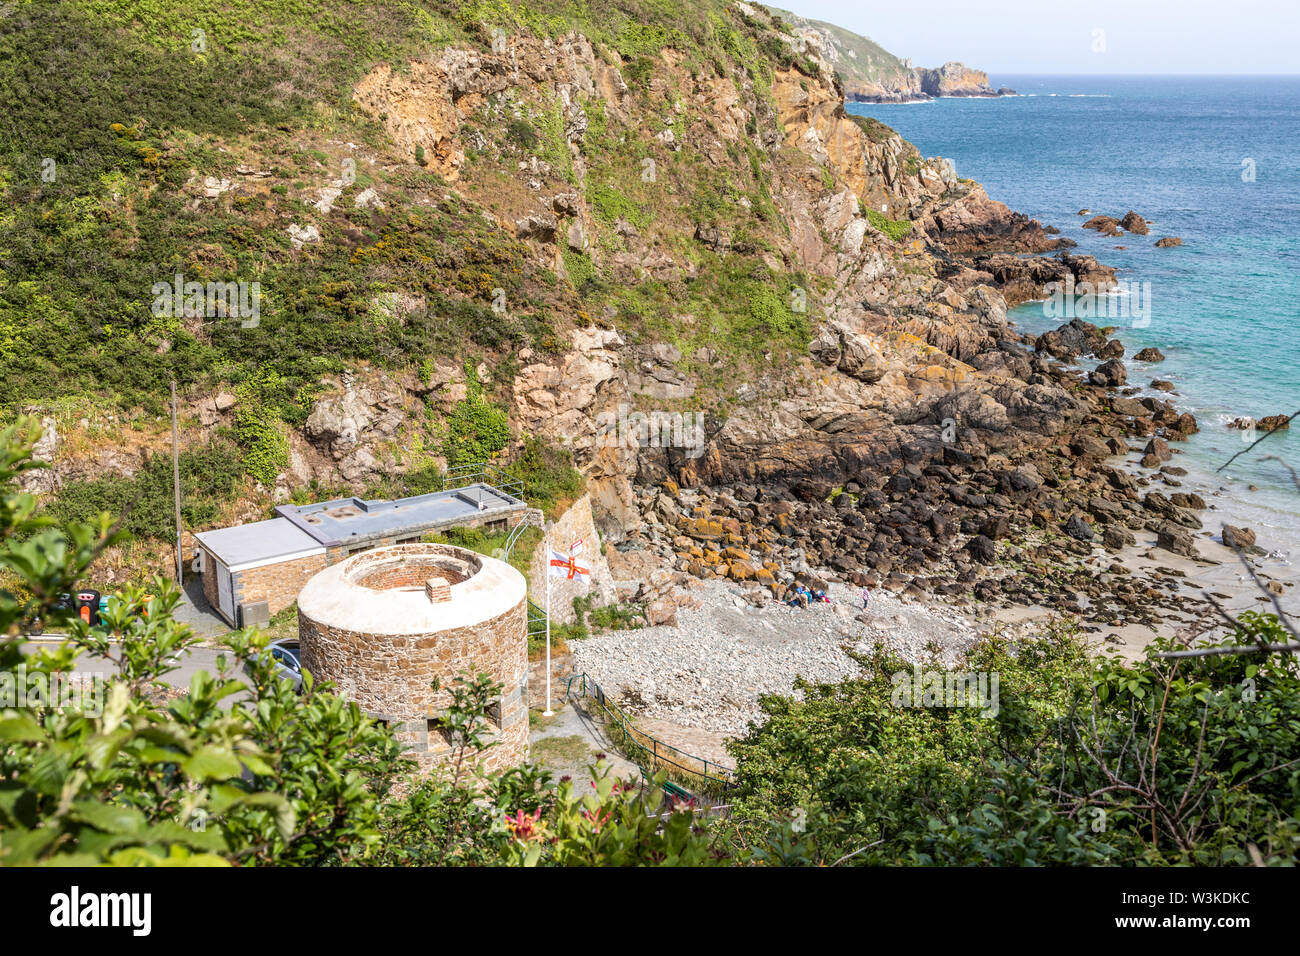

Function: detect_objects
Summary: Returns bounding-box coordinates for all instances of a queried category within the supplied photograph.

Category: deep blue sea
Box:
[849,76,1300,553]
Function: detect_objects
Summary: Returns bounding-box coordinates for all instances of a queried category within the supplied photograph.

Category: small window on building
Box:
[428,718,458,752]
[484,699,501,731]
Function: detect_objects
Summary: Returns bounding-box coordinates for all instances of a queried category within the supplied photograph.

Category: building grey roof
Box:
[275,483,527,548]
[194,517,325,569]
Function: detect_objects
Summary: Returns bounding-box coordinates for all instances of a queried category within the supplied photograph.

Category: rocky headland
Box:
[769,6,1011,102]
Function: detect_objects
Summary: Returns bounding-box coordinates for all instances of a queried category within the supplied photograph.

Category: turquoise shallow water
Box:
[849,76,1300,553]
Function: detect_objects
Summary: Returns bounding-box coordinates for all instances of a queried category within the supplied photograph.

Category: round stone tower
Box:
[297,543,529,773]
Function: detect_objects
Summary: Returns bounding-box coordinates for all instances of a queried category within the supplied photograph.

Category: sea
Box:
[849,75,1300,561]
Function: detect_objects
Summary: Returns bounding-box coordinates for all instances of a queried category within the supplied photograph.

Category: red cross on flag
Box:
[549,549,590,582]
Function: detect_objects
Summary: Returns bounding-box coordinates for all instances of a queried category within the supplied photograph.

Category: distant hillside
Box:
[765,5,921,100]
[767,6,1007,101]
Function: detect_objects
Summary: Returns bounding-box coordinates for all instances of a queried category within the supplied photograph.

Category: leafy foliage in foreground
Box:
[723,620,1300,865]
[0,417,714,865]
[1,418,1295,865]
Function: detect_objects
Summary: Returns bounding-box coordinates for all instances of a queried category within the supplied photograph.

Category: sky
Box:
[775,1,1300,75]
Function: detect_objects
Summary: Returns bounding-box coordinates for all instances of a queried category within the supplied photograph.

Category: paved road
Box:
[22,639,231,690]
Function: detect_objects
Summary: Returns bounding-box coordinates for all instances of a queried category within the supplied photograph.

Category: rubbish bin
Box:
[74,590,101,627]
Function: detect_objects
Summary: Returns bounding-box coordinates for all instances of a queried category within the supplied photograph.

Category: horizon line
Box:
[981,71,1300,77]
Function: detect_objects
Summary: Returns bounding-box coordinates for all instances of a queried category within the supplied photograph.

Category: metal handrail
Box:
[441,461,525,499]
[505,508,545,562]
[564,672,736,796]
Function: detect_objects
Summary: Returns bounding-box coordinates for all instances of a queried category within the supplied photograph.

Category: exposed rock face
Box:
[302,372,417,484]
[118,10,1209,630]
[915,62,999,98]
[352,34,613,181]
[921,184,1073,256]
[17,416,59,493]
[965,255,1115,308]
[1134,347,1165,362]
[1155,236,1183,247]
[526,493,616,624]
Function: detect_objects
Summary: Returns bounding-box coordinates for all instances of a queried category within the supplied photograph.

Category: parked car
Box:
[258,639,303,691]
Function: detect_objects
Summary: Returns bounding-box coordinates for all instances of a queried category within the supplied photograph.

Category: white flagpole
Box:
[543,538,554,716]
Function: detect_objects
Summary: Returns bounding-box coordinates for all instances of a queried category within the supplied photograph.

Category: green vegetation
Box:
[722,620,1300,865]
[848,113,897,144]
[442,364,510,468]
[501,436,586,518]
[588,183,651,231]
[573,593,643,633]
[2,420,1297,866]
[46,439,244,541]
[865,207,913,243]
[767,6,916,91]
[233,384,291,486]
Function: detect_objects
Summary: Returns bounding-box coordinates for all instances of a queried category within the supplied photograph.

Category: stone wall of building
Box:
[199,547,221,616]
[297,544,529,774]
[234,552,331,622]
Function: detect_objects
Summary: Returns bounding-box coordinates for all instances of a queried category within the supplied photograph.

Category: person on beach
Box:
[861,588,872,611]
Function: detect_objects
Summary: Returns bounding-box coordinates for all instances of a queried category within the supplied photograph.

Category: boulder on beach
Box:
[1151,379,1175,391]
[1119,210,1150,235]
[1064,513,1095,541]
[1221,525,1257,551]
[1156,524,1198,559]
[1228,414,1291,432]
[1134,347,1165,362]
[1142,436,1172,464]
[1154,236,1182,247]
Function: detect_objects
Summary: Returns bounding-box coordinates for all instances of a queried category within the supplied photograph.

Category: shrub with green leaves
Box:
[442,366,510,468]
[723,621,1300,865]
[0,416,725,866]
[865,207,913,243]
[46,440,244,542]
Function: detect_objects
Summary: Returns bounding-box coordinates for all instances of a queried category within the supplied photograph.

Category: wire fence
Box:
[565,672,736,797]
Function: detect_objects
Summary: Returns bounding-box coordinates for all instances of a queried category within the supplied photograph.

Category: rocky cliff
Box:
[9,1,1204,630]
[916,61,1004,98]
[768,7,1009,101]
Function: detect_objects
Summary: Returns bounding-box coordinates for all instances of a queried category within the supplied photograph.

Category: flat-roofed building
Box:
[194,481,529,627]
